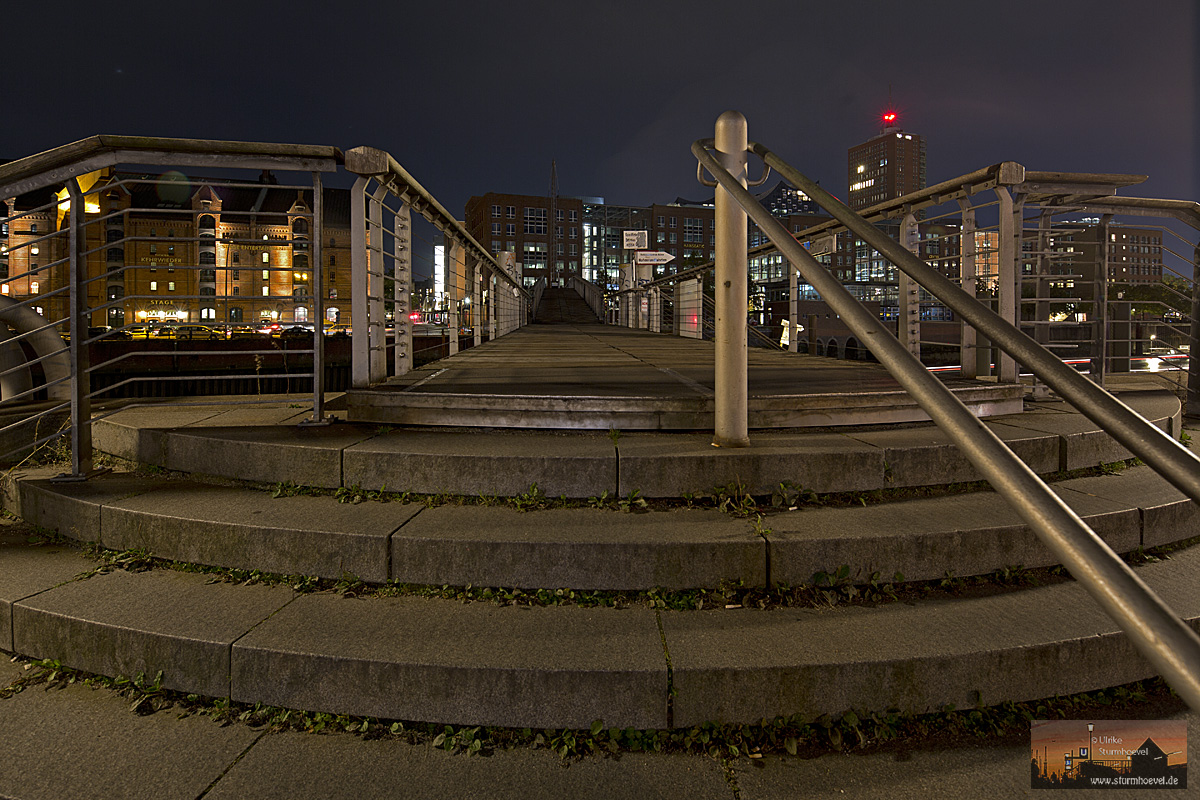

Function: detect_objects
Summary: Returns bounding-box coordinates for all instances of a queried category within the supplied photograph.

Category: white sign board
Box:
[623,230,649,250]
[803,233,836,256]
[634,250,676,265]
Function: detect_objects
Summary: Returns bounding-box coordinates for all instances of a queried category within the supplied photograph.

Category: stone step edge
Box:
[87,390,1180,499]
[4,541,1198,730]
[4,464,1197,592]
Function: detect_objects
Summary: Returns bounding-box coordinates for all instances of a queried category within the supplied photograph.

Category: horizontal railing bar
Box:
[753,141,1200,504]
[720,138,1200,711]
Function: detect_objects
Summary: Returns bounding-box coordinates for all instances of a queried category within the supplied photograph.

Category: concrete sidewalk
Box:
[9,653,1191,799]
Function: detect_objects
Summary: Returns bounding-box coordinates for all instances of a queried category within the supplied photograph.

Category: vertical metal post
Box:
[1092,215,1111,385]
[308,172,327,422]
[65,179,92,478]
[349,177,370,388]
[394,201,412,377]
[994,187,1018,382]
[900,212,921,360]
[473,255,482,347]
[1034,210,1052,346]
[712,110,749,447]
[788,258,798,353]
[447,240,461,356]
[368,185,387,384]
[489,270,497,340]
[958,199,978,379]
[1188,243,1200,415]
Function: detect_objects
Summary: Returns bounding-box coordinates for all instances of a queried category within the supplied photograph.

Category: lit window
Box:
[150,281,157,291]
[168,282,175,291]
[856,165,864,174]
[262,252,269,263]
[30,281,39,293]
[0,285,6,295]
[30,246,38,255]
[262,287,269,296]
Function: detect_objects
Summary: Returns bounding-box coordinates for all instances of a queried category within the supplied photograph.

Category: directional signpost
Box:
[623,230,648,251]
[634,250,676,266]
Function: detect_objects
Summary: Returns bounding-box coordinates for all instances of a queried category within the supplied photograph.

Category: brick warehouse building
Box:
[0,168,357,331]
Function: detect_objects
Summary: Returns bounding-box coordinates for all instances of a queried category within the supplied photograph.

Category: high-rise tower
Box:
[847,111,926,211]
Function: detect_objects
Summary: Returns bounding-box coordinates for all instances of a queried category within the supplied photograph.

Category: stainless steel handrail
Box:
[693,137,1200,711]
[749,141,1200,508]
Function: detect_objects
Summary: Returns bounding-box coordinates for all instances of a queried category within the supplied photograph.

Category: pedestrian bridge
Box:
[1,120,1199,713]
[347,316,1023,430]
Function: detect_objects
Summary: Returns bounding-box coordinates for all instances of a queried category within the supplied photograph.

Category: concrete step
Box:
[5,465,1197,590]
[534,287,601,324]
[87,391,1181,499]
[4,528,1198,730]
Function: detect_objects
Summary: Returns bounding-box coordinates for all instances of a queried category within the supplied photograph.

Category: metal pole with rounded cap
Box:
[712,111,750,446]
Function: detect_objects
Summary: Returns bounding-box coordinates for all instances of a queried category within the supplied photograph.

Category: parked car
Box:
[227,325,263,339]
[174,324,222,340]
[155,324,221,340]
[323,324,351,337]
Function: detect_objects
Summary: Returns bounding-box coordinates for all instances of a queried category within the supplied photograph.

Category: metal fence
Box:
[692,110,1200,712]
[0,136,531,475]
[608,154,1200,406]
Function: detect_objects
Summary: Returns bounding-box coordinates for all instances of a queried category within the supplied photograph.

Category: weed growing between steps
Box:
[23,523,1200,613]
[1,652,1186,763]
[258,458,1147,516]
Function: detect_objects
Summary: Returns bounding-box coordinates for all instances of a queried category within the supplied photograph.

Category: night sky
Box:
[4,1,1197,218]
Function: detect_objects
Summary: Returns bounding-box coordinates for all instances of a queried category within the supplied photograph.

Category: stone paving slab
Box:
[843,420,1062,487]
[344,429,616,498]
[993,393,1177,471]
[662,545,1200,727]
[13,568,294,698]
[618,432,884,497]
[230,593,669,730]
[763,484,1140,586]
[392,506,764,590]
[161,423,376,488]
[16,472,175,543]
[0,530,95,651]
[205,730,732,800]
[1054,468,1199,550]
[91,405,227,465]
[0,680,261,800]
[97,482,421,582]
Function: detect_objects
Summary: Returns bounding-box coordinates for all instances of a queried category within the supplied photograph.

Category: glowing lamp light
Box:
[883,112,897,124]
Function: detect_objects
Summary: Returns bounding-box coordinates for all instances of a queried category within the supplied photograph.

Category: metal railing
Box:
[692,111,1200,711]
[343,147,530,388]
[0,136,533,475]
[568,275,605,321]
[0,136,342,476]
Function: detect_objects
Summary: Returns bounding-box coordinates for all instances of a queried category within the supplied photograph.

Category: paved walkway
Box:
[4,650,1191,799]
[348,324,1024,429]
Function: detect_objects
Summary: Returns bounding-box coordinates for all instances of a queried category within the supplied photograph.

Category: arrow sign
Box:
[634,250,675,265]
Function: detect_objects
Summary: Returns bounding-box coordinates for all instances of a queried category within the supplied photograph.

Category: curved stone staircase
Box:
[2,389,1198,731]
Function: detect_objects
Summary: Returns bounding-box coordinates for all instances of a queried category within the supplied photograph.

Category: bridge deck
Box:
[348,325,1024,430]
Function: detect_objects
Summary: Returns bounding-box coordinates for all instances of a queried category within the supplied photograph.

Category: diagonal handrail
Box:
[693,137,1200,711]
[751,141,1200,507]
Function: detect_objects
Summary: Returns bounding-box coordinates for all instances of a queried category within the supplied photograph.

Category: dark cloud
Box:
[3,0,1195,214]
